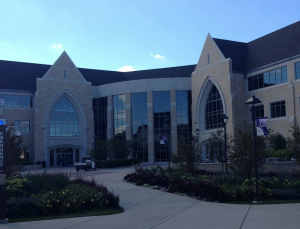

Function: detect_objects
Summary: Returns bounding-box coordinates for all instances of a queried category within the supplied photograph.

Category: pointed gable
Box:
[196,33,226,70]
[43,51,86,82]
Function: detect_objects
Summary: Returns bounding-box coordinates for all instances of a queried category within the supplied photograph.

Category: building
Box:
[1,21,300,166]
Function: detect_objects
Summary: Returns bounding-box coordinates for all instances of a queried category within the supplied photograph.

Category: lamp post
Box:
[196,128,200,159]
[222,114,229,174]
[245,95,263,204]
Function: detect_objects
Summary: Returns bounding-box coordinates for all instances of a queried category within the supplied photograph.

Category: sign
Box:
[0,174,5,185]
[0,129,4,170]
[256,117,268,136]
[0,119,5,125]
[160,135,168,145]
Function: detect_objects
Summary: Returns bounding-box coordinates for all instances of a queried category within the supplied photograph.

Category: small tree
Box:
[228,122,267,178]
[287,125,300,163]
[6,128,26,177]
[172,137,201,174]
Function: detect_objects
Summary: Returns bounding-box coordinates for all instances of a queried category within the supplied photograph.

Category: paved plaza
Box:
[1,166,300,229]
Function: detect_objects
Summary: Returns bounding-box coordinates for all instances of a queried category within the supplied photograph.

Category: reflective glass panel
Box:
[49,97,79,136]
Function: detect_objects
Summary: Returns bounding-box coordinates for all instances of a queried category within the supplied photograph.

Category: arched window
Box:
[50,97,79,136]
[205,85,223,130]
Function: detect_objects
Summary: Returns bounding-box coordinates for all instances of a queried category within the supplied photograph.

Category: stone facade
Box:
[34,52,94,165]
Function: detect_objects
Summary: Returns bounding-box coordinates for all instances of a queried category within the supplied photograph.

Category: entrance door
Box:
[50,147,79,167]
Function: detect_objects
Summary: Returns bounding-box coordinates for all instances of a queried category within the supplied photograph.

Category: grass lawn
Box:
[9,207,124,223]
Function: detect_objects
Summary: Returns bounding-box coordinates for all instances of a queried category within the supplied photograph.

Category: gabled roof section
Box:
[0,60,50,92]
[213,21,300,72]
[247,21,300,71]
[0,59,195,92]
[213,38,247,72]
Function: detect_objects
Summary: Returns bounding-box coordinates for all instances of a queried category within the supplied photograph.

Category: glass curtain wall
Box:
[113,94,127,158]
[132,92,148,162]
[93,97,107,140]
[153,91,171,162]
[176,91,192,142]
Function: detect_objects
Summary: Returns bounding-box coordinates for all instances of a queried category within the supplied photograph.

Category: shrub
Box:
[273,189,300,200]
[23,171,69,194]
[6,176,32,199]
[6,197,40,218]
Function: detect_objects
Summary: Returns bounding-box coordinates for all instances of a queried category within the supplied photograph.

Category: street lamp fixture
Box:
[6,126,21,138]
[222,114,229,174]
[195,128,200,139]
[245,95,263,204]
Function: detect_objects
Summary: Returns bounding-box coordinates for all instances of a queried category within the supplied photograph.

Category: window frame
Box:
[14,120,31,134]
[247,66,288,92]
[270,100,286,119]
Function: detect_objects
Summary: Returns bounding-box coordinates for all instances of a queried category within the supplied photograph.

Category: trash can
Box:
[42,160,46,168]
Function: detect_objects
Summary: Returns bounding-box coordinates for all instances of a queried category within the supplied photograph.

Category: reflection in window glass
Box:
[93,97,107,140]
[205,85,223,130]
[248,66,287,91]
[296,62,300,80]
[113,94,126,140]
[0,94,32,108]
[132,93,148,162]
[154,91,171,162]
[50,97,79,136]
[176,91,192,142]
[271,101,286,118]
[14,120,30,133]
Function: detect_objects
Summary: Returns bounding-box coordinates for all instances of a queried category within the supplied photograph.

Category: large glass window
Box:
[271,101,286,118]
[132,93,148,162]
[205,85,223,130]
[296,62,300,80]
[113,94,126,140]
[0,94,32,108]
[154,91,171,162]
[176,91,192,141]
[14,120,30,134]
[248,66,287,91]
[93,97,107,140]
[49,97,79,136]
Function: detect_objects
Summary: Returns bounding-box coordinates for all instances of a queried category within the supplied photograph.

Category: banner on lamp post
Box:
[256,117,268,136]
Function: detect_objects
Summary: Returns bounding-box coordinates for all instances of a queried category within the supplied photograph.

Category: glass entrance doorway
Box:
[49,147,80,167]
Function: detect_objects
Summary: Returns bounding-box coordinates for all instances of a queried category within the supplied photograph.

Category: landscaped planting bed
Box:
[6,171,121,220]
[123,165,300,203]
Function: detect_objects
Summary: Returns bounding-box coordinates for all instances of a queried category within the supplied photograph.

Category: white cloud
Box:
[50,44,63,50]
[151,54,165,59]
[117,65,136,72]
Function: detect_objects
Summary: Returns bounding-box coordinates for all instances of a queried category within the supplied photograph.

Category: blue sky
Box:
[1,0,300,72]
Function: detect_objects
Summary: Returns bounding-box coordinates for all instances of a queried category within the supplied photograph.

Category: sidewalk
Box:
[1,166,300,229]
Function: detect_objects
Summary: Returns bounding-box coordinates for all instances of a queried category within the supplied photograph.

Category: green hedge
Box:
[96,159,140,168]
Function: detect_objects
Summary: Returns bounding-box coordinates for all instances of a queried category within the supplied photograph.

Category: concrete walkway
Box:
[1,166,300,229]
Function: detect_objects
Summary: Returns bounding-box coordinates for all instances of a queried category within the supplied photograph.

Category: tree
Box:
[6,128,26,177]
[228,122,267,178]
[172,137,201,174]
[287,125,300,163]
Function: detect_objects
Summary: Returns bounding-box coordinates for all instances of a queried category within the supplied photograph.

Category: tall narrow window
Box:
[50,97,79,136]
[93,97,107,140]
[176,91,192,141]
[153,91,171,162]
[113,94,126,140]
[132,93,148,162]
[64,69,67,79]
[205,85,223,130]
